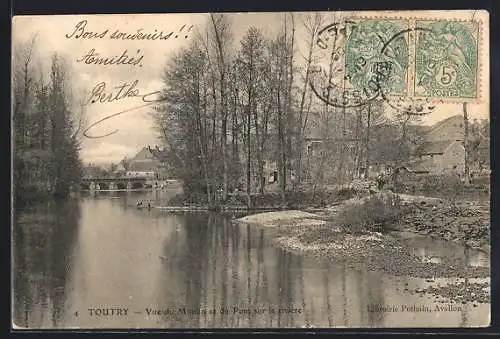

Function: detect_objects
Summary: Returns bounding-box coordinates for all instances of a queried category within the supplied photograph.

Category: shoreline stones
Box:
[238,193,490,305]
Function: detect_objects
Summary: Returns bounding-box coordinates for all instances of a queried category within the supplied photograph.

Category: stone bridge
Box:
[81,177,148,190]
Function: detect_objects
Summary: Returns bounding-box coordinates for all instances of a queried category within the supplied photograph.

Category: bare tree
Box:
[209,14,233,201]
[237,27,271,205]
[270,13,296,202]
[295,13,324,186]
[154,44,216,203]
[13,35,37,149]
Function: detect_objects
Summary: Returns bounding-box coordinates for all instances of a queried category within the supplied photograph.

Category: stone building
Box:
[411,139,466,175]
[125,146,169,180]
[410,115,489,175]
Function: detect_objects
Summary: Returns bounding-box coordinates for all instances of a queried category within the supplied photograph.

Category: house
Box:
[261,112,387,185]
[408,114,490,175]
[125,146,169,180]
[299,112,489,179]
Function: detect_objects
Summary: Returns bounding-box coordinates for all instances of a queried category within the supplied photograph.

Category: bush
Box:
[471,175,490,186]
[167,186,372,209]
[168,192,208,206]
[335,188,359,201]
[335,192,406,234]
[394,174,463,195]
[419,174,462,192]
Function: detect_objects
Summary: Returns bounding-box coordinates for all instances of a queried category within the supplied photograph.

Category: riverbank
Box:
[158,176,490,211]
[234,191,490,304]
[236,191,489,249]
[163,187,365,211]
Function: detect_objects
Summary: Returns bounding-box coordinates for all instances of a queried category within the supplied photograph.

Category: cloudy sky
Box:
[12,11,489,165]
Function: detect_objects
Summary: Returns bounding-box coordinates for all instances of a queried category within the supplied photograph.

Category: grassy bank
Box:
[166,187,364,210]
[170,186,490,250]
[167,173,490,210]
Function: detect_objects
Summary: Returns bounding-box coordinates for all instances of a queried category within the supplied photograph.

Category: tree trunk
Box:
[463,102,470,185]
[197,123,213,205]
[246,59,254,209]
[286,14,295,193]
[212,18,229,201]
[322,20,341,187]
[364,103,372,179]
[296,14,322,187]
[231,92,239,190]
[253,107,263,196]
[246,107,252,208]
[195,71,213,205]
[275,54,286,203]
[278,101,285,202]
[353,108,361,179]
[222,116,228,200]
[258,108,270,196]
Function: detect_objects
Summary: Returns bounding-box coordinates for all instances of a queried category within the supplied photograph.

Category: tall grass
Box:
[335,192,406,234]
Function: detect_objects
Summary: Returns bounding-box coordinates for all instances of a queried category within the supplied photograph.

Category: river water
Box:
[12,190,490,329]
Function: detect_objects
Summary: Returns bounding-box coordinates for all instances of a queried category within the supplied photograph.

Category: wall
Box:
[436,142,465,174]
[419,142,465,175]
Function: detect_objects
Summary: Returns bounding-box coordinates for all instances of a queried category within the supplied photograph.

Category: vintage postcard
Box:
[11,10,490,329]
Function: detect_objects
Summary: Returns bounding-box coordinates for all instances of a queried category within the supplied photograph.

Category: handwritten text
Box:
[76,48,144,67]
[82,80,165,139]
[65,20,194,41]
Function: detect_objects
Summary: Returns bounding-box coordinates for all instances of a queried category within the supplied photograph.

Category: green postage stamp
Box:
[344,13,484,102]
[345,19,409,98]
[414,20,479,99]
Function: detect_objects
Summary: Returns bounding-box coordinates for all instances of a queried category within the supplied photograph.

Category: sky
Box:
[12,11,489,166]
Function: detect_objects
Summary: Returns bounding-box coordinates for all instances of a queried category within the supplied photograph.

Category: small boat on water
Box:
[136,201,153,210]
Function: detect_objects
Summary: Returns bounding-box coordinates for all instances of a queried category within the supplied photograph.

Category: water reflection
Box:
[394,231,490,268]
[13,199,81,328]
[12,193,490,329]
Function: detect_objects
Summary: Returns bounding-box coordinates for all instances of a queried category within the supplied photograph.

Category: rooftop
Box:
[414,140,458,155]
[128,161,159,172]
[425,115,463,135]
[303,112,431,140]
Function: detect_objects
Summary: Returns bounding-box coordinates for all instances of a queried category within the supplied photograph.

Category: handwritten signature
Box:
[82,80,166,138]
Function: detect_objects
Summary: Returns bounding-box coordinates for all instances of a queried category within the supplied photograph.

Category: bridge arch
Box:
[97,182,109,190]
[81,177,148,191]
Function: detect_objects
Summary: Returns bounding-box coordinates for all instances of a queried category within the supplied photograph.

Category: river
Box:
[12,190,490,329]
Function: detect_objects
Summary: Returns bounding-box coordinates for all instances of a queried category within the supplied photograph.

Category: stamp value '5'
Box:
[415,20,479,99]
